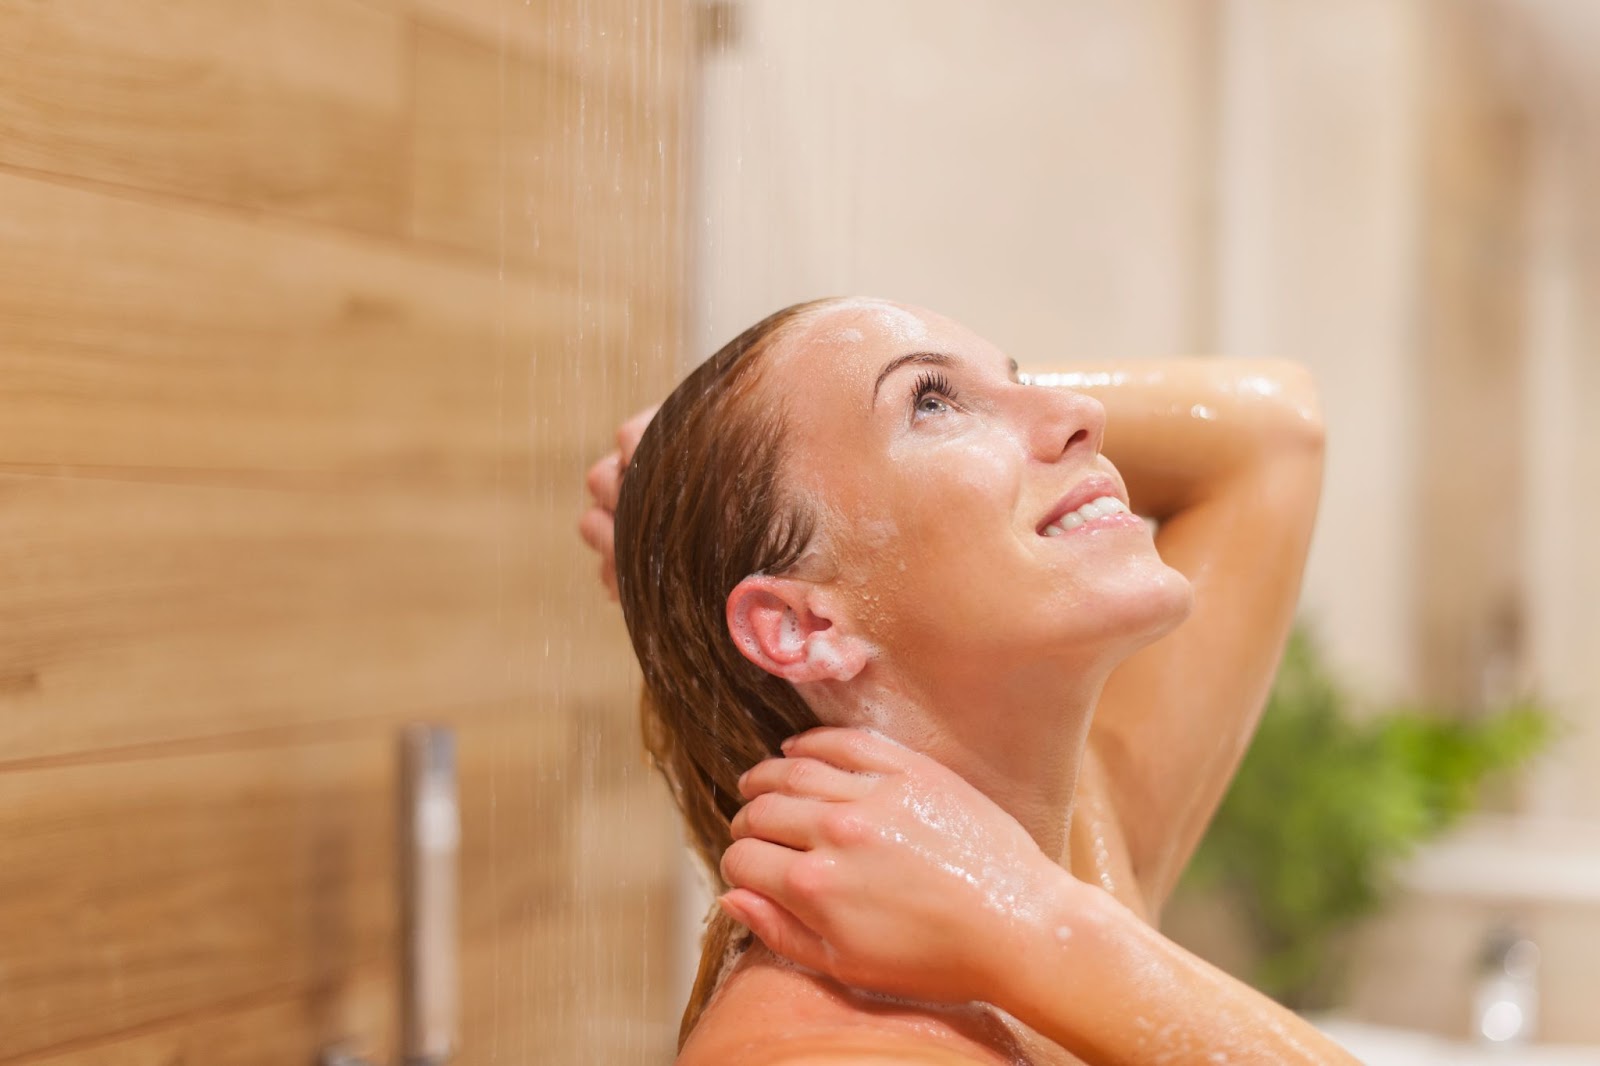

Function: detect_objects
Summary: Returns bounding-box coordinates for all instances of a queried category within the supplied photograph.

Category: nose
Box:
[1022,386,1105,464]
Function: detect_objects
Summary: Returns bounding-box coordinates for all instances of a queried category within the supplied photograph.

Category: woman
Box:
[579,297,1352,1064]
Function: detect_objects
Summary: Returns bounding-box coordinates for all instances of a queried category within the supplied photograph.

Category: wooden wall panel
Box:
[0,733,396,1060]
[409,20,687,279]
[0,474,514,761]
[399,0,683,90]
[22,879,685,1066]
[0,473,640,766]
[0,171,627,480]
[0,0,692,1062]
[0,707,576,1061]
[21,976,394,1066]
[0,1,407,234]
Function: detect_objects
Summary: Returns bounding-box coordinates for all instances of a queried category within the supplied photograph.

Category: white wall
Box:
[693,0,1214,361]
[1515,0,1600,820]
[687,0,1600,1037]
[693,0,1423,696]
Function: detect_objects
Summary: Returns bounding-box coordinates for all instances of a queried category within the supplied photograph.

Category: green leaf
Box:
[1180,625,1555,1007]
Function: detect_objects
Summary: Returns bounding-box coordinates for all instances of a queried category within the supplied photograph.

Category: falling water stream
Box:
[505,1,1600,1061]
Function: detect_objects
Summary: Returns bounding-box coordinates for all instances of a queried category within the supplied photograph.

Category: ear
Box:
[726,575,868,683]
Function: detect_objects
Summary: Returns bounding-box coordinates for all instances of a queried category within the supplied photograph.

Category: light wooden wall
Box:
[0,2,689,1063]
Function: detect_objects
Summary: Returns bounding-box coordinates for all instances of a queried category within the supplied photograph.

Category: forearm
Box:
[1025,360,1324,520]
[996,878,1359,1066]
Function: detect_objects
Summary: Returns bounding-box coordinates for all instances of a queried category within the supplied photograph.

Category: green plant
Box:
[1182,626,1554,1008]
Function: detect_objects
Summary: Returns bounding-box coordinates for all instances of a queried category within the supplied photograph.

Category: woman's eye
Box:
[910,370,958,420]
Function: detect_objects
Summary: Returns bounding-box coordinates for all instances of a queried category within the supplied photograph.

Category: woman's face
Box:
[762,300,1192,678]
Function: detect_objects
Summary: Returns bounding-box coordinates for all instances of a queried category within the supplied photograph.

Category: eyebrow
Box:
[871,351,956,407]
[870,352,1023,406]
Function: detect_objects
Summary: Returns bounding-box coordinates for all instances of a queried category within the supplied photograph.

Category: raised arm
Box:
[1031,360,1325,913]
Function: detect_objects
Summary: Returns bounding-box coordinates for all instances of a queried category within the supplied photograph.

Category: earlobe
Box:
[727,576,867,684]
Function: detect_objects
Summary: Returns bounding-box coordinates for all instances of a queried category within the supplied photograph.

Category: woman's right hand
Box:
[722,728,1364,1065]
[719,726,1094,1007]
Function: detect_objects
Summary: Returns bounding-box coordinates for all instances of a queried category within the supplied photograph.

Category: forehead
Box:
[768,300,1000,388]
[790,299,951,351]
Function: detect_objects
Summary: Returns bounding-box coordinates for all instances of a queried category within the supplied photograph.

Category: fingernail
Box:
[780,736,795,754]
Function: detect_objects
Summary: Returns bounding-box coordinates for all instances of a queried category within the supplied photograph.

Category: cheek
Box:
[825,434,1029,631]
[886,438,1021,543]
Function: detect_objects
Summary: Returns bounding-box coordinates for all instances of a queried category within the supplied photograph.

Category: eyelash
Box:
[911,371,958,417]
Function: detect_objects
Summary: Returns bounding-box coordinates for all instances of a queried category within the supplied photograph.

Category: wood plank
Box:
[0,706,594,1062]
[398,0,692,93]
[0,170,667,482]
[0,474,447,759]
[0,0,408,233]
[0,472,652,763]
[409,17,689,272]
[0,2,691,1060]
[13,977,394,1066]
[17,868,685,1066]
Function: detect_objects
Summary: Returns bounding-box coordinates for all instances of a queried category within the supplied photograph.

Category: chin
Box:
[1135,566,1196,643]
[1073,562,1195,656]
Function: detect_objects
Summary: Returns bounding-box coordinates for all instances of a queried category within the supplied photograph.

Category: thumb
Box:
[720,889,830,972]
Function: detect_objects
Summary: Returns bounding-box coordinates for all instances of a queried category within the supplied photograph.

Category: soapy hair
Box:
[613,298,837,1045]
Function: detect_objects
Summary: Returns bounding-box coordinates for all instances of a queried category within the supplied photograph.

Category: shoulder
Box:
[676,947,1021,1066]
[679,1037,999,1066]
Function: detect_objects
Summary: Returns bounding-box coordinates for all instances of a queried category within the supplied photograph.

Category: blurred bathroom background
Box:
[1,1,1596,1064]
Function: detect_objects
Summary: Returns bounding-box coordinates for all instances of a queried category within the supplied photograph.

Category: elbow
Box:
[1249,360,1326,454]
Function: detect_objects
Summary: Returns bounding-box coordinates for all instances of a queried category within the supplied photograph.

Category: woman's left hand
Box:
[719,726,1085,1006]
[577,404,657,600]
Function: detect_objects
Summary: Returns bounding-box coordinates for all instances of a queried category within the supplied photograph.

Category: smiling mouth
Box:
[1040,496,1132,537]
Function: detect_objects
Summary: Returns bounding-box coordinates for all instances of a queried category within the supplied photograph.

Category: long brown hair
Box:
[613,298,838,1044]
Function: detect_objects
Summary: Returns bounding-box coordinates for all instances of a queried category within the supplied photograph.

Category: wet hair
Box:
[613,298,839,1044]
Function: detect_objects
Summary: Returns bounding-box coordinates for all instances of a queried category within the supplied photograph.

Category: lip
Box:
[1036,474,1130,536]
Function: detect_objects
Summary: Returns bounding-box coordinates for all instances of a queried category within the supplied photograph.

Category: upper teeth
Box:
[1043,495,1128,536]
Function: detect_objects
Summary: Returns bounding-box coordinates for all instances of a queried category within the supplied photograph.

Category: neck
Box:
[806,654,1110,865]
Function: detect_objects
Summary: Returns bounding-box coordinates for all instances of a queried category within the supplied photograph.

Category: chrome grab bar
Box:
[323,723,459,1066]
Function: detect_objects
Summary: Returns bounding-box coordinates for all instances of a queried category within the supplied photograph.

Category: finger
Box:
[720,889,830,973]
[720,837,802,904]
[616,405,659,464]
[599,559,618,602]
[738,756,873,802]
[585,452,623,512]
[730,792,830,850]
[781,727,907,774]
[577,506,615,559]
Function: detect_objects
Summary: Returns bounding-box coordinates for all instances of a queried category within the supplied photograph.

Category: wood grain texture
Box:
[0,171,658,762]
[17,846,684,1066]
[0,0,690,1060]
[0,171,645,482]
[0,470,617,763]
[0,0,408,233]
[0,705,598,1061]
[397,0,690,91]
[409,18,689,272]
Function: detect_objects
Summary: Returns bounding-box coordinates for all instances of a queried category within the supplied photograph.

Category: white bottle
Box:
[1472,924,1540,1045]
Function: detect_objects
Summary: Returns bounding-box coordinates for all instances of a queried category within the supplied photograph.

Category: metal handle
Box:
[400,723,459,1066]
[322,723,459,1066]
